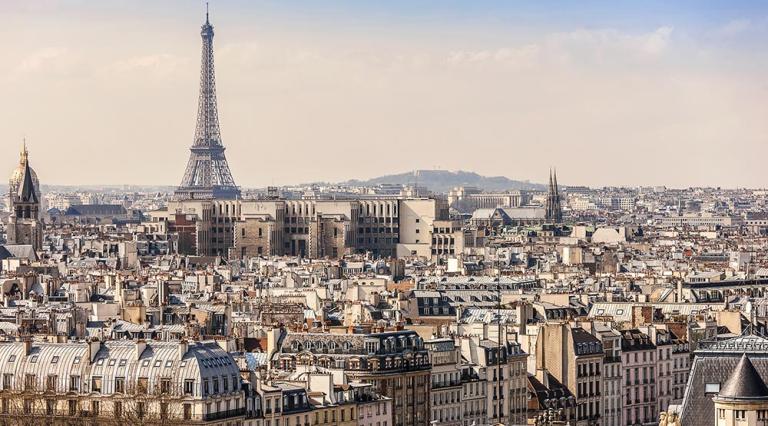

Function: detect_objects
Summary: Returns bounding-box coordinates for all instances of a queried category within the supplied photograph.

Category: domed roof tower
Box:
[8,141,41,212]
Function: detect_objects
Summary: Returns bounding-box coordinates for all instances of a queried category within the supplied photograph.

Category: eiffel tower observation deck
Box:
[175,7,241,200]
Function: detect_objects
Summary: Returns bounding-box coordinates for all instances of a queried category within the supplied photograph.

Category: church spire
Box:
[553,168,559,195]
[20,138,28,165]
[545,167,563,224]
[17,146,38,204]
[548,168,554,192]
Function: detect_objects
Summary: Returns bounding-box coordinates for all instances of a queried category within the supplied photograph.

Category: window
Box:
[161,378,171,394]
[736,410,746,420]
[72,356,79,364]
[137,377,148,394]
[68,400,77,416]
[705,383,720,394]
[91,376,102,393]
[2,374,11,390]
[69,375,80,392]
[92,401,100,416]
[115,377,125,393]
[137,402,145,419]
[184,379,194,395]
[108,359,116,366]
[184,404,192,420]
[114,402,122,418]
[47,375,57,391]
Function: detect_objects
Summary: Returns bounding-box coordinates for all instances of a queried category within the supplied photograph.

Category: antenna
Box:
[205,2,210,24]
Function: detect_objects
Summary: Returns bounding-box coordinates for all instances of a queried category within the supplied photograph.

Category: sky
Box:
[2,0,768,189]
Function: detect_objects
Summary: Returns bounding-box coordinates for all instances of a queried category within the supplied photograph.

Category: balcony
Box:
[203,407,246,421]
[432,381,462,389]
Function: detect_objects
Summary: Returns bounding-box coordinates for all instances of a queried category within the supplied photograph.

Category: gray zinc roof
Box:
[717,354,768,400]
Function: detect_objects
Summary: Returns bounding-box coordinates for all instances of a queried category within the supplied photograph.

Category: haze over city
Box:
[2,0,767,188]
[6,2,768,426]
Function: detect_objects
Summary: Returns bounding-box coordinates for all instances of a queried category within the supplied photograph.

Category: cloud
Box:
[716,19,752,37]
[16,47,69,73]
[102,54,191,78]
[447,44,540,68]
[444,26,674,70]
[640,26,674,54]
[549,26,674,57]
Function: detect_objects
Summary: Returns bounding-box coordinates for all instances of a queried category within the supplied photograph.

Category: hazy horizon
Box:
[3,0,767,188]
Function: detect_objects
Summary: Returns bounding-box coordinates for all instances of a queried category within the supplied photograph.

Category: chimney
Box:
[136,339,147,359]
[179,339,189,360]
[536,367,550,389]
[88,338,101,363]
[23,337,32,356]
[57,334,67,344]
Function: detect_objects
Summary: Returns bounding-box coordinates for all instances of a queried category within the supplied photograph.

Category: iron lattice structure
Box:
[175,11,240,200]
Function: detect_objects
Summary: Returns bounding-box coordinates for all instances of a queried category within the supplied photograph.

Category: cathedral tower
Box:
[7,142,43,251]
[545,168,563,223]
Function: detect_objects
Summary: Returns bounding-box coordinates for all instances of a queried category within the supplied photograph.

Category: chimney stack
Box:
[23,337,32,356]
[179,339,189,359]
[88,338,101,363]
[536,367,550,389]
[136,339,147,359]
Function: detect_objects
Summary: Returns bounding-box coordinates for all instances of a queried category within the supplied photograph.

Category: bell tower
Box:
[7,142,43,251]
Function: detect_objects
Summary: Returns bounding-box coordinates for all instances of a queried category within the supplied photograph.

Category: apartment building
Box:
[620,329,658,426]
[0,339,245,424]
[536,323,604,426]
[272,330,431,426]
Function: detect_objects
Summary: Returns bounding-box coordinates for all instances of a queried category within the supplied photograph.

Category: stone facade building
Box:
[0,339,245,424]
[272,330,431,426]
[537,323,604,426]
[156,198,451,261]
[6,144,42,252]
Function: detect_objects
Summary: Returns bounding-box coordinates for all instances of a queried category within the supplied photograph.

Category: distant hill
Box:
[343,170,545,193]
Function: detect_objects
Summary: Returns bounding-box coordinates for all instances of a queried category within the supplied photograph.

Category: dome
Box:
[8,143,40,204]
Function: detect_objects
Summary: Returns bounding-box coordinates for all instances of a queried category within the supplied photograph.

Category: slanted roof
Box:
[0,245,38,261]
[680,335,768,425]
[718,354,768,400]
[17,159,38,204]
[64,204,127,216]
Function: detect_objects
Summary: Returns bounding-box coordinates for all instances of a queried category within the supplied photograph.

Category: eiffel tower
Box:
[175,7,240,200]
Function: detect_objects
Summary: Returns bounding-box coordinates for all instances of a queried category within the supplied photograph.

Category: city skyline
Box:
[3,0,767,188]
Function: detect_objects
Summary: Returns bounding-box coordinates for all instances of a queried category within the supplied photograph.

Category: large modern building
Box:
[151,197,457,260]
